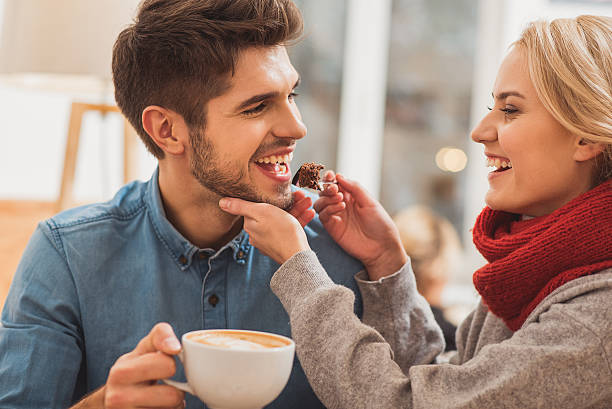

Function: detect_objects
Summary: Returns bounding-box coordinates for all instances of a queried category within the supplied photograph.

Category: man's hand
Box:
[314,171,407,280]
[219,195,311,265]
[72,322,185,409]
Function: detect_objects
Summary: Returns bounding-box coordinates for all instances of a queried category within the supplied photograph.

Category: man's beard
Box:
[189,128,293,210]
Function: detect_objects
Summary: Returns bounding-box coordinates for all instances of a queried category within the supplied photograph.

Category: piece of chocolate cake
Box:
[292,162,325,190]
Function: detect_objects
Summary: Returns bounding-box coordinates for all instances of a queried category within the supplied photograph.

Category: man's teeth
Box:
[255,152,293,165]
[486,157,512,169]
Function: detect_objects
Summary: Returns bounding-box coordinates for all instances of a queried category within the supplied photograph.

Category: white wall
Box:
[0,85,156,202]
[0,0,155,203]
[1,0,611,210]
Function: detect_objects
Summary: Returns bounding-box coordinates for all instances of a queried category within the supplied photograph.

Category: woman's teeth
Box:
[486,157,512,170]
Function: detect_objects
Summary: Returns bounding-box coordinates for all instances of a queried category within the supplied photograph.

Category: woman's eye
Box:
[242,103,267,116]
[289,92,299,101]
[501,107,518,116]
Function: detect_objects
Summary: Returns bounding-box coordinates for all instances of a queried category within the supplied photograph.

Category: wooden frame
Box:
[55,102,138,211]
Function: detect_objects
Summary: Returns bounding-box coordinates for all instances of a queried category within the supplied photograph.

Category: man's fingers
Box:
[105,383,184,408]
[133,323,181,356]
[127,384,185,408]
[109,352,177,385]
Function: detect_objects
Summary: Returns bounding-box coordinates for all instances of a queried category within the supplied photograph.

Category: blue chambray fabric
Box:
[0,168,363,408]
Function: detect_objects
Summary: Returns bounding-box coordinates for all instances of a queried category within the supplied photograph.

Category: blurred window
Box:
[381,0,478,233]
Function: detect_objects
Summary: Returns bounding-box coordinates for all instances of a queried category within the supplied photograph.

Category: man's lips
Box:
[255,161,290,175]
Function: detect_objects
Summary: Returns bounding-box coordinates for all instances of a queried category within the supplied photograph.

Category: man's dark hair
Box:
[112,0,304,158]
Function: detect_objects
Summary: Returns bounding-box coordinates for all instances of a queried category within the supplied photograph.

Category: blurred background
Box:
[1,0,611,322]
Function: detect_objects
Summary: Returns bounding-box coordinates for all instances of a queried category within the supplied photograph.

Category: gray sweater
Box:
[270,250,612,409]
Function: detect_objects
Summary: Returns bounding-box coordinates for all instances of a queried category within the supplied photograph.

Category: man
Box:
[0,0,363,407]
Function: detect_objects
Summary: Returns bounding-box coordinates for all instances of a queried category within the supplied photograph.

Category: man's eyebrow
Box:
[235,77,301,112]
[492,91,525,100]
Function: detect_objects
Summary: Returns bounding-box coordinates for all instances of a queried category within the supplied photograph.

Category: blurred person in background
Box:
[393,205,462,351]
[221,14,612,408]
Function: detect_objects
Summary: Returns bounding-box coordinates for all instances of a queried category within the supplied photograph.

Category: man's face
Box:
[189,46,306,210]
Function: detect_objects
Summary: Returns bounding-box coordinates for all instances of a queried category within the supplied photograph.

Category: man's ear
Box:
[142,106,187,155]
[574,137,605,162]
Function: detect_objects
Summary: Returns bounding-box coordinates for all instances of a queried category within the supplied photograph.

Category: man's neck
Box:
[158,166,243,250]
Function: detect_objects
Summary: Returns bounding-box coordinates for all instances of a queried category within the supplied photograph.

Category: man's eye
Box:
[242,103,267,116]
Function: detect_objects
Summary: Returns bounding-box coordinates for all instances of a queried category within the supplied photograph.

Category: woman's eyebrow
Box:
[492,91,525,100]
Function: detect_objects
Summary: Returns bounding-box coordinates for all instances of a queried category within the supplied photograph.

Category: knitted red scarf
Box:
[472,180,612,331]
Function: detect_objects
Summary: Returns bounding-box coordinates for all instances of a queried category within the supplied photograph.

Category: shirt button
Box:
[208,294,219,307]
[199,252,209,260]
[237,250,245,259]
[179,255,188,265]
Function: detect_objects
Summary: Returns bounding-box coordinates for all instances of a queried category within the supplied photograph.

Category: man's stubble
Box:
[189,128,294,210]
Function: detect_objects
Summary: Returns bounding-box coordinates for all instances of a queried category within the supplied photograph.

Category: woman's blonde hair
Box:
[513,15,612,185]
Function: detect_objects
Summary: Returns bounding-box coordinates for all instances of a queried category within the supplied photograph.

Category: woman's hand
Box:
[219,191,313,265]
[315,171,407,280]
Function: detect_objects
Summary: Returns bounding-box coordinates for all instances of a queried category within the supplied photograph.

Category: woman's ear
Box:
[142,106,187,156]
[573,138,605,162]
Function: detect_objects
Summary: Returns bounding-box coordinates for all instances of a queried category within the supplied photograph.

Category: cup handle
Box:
[162,349,195,394]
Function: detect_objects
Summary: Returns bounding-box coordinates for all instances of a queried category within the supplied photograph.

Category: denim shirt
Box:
[0,169,363,408]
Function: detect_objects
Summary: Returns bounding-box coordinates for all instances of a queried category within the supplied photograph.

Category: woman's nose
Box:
[471,111,497,144]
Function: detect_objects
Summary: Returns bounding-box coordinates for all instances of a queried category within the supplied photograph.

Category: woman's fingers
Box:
[290,194,312,215]
[313,192,343,214]
[322,170,336,182]
[317,202,346,224]
[295,209,316,227]
[219,198,273,222]
[335,174,374,205]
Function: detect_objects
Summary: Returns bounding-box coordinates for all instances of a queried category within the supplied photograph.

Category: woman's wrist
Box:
[364,246,408,281]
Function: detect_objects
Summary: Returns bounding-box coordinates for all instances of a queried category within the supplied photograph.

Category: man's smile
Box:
[254,152,293,182]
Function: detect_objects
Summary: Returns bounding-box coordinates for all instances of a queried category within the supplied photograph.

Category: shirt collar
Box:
[145,167,252,270]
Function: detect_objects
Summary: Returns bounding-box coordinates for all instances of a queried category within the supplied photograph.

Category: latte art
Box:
[187,330,290,350]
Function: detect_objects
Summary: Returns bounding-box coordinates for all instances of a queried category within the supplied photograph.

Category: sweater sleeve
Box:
[270,251,612,409]
[270,250,444,408]
[354,265,445,370]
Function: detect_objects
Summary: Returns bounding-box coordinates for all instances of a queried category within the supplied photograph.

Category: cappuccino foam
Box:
[187,331,289,351]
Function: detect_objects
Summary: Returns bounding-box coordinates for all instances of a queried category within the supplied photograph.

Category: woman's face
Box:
[471,48,594,217]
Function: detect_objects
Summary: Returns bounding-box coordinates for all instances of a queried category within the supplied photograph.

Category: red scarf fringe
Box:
[472,180,612,331]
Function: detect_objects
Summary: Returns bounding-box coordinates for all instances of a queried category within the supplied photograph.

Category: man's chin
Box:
[262,191,293,211]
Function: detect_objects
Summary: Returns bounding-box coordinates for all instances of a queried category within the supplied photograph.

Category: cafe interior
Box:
[0,0,610,324]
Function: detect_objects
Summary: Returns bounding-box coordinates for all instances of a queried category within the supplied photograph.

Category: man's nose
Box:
[471,111,497,144]
[272,102,307,140]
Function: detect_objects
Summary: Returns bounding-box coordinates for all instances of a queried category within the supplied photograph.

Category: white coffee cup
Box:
[164,329,295,409]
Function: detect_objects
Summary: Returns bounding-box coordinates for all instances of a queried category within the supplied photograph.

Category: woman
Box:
[219,15,612,408]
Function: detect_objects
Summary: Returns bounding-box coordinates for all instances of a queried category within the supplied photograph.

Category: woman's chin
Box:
[484,192,512,213]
